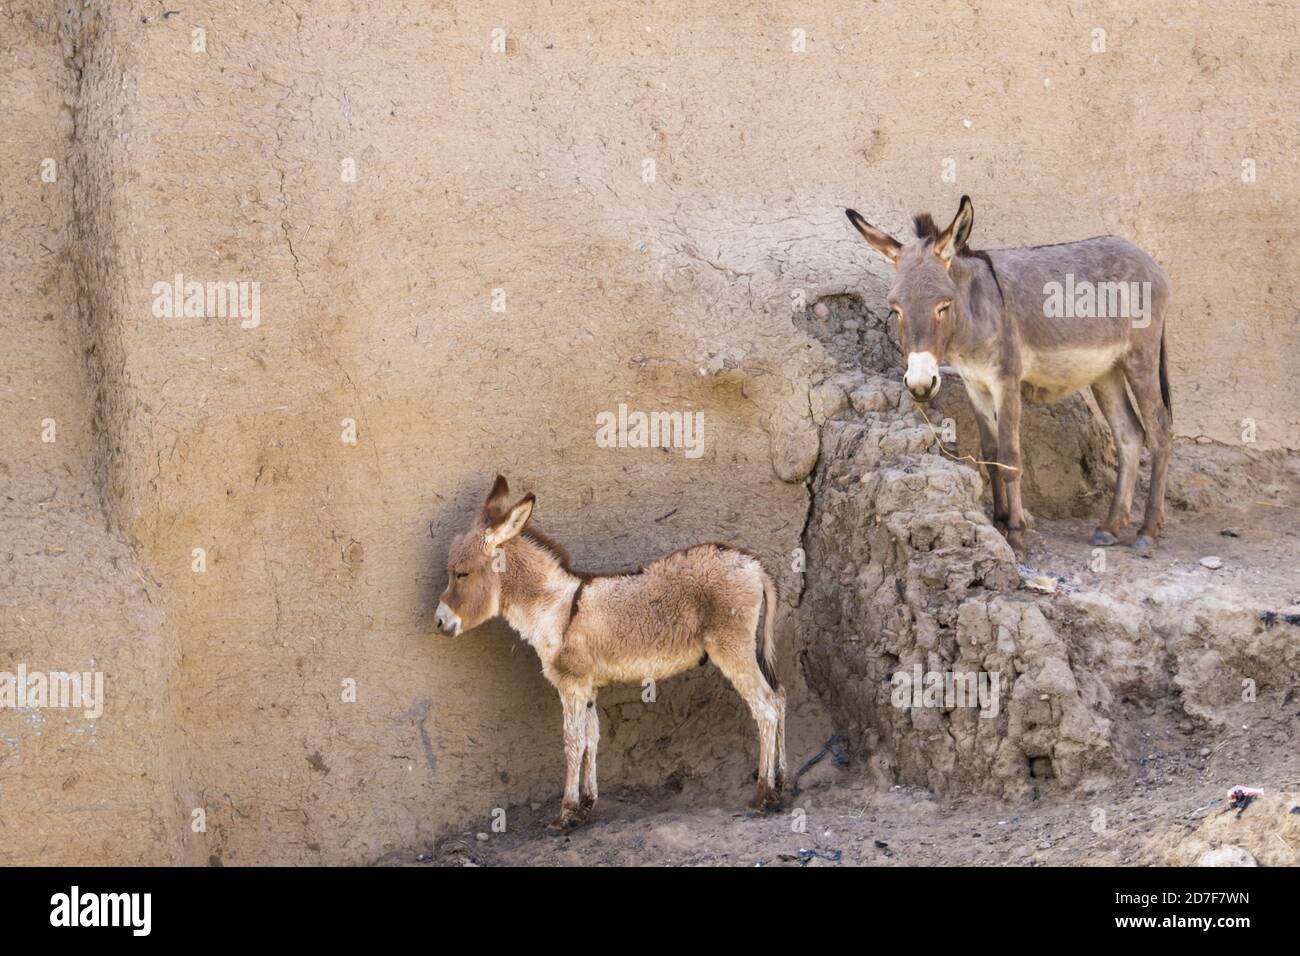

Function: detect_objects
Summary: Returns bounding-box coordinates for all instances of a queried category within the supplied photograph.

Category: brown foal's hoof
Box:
[548,803,588,831]
[1133,534,1155,556]
[749,784,782,813]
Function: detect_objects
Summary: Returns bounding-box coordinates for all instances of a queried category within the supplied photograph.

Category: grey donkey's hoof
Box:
[1133,535,1155,556]
[1090,530,1119,547]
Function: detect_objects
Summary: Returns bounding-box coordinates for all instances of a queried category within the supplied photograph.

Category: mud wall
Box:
[798,359,1300,801]
[2,0,1298,864]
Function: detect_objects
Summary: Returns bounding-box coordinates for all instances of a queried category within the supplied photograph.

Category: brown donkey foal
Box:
[435,476,786,828]
[846,196,1173,555]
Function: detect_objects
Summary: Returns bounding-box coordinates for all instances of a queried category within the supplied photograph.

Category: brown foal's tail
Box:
[757,569,781,692]
[1159,327,1172,415]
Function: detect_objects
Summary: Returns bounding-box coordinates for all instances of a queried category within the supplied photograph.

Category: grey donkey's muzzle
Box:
[904,351,941,403]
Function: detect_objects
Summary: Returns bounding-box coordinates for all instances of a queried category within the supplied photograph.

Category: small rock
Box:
[475,832,489,842]
[1198,747,1211,757]
[1197,845,1257,867]
[1199,556,1223,570]
[1220,528,1240,538]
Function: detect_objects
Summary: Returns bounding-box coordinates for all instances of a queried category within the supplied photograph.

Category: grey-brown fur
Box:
[846,196,1173,554]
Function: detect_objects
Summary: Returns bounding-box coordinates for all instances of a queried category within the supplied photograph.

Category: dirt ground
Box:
[1022,507,1300,611]
[423,504,1300,867]
[427,714,1298,867]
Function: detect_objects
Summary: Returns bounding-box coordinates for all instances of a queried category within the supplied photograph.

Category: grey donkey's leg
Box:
[1125,354,1173,550]
[969,387,1008,532]
[994,380,1028,555]
[1089,366,1144,546]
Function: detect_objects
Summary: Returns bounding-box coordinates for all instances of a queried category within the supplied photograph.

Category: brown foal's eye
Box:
[455,571,469,580]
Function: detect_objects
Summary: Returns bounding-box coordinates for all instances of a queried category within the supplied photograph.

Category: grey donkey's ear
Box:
[846,208,902,264]
[483,494,534,548]
[935,195,974,264]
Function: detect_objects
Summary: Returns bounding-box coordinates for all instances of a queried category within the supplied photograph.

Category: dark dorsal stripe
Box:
[564,578,586,635]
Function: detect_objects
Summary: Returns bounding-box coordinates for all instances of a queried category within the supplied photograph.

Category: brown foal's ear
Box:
[935,195,974,264]
[483,494,534,548]
[846,208,902,264]
[484,474,510,517]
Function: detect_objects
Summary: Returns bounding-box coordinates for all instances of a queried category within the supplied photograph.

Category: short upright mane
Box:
[913,213,940,240]
[520,528,573,571]
[913,209,1004,302]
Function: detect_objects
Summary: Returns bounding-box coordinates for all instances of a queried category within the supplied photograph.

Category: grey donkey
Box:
[846,196,1172,555]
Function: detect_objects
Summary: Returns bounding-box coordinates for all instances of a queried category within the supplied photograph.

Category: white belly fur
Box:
[949,342,1124,409]
[1022,343,1125,393]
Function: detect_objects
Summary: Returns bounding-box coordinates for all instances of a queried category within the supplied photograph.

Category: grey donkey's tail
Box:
[1159,327,1172,414]
[758,570,781,692]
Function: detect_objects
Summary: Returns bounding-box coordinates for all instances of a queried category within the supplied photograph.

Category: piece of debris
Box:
[1199,556,1223,570]
[791,733,850,795]
[1220,528,1240,538]
[796,847,841,864]
[1023,573,1057,594]
[1228,786,1264,816]
[1259,610,1300,626]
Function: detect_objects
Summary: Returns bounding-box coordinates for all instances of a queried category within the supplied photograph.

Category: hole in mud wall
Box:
[803,293,1116,520]
[801,293,900,371]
